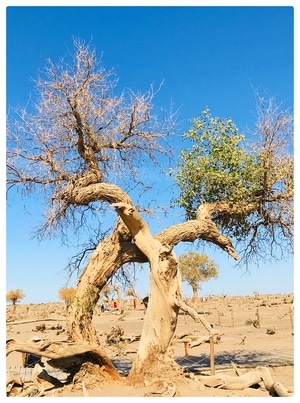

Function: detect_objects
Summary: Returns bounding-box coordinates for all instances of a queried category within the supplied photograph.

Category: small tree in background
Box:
[6,289,25,312]
[178,251,218,299]
[58,287,76,307]
[125,287,139,299]
[99,284,113,302]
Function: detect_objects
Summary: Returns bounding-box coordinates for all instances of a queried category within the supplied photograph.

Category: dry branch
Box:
[173,335,210,346]
[180,302,218,335]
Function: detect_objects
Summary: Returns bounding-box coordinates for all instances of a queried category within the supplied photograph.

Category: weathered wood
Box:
[173,335,210,345]
[270,382,292,397]
[197,366,293,396]
[179,303,217,335]
[32,363,58,396]
[6,373,22,389]
[173,334,213,357]
[198,369,263,389]
[112,203,183,383]
[64,191,239,371]
[6,338,121,380]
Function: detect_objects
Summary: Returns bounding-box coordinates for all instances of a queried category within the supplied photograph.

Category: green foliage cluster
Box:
[172,109,265,237]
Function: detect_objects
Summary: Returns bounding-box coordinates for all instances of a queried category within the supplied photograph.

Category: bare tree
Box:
[7,39,293,384]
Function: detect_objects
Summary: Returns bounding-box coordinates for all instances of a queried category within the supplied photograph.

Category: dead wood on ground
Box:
[197,365,293,396]
[6,338,121,381]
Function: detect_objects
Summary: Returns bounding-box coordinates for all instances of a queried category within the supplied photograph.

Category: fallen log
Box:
[6,338,121,381]
[197,365,293,396]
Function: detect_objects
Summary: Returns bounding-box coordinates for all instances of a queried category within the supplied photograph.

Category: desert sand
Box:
[6,293,294,397]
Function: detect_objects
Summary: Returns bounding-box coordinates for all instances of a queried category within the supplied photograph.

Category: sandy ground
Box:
[6,293,295,397]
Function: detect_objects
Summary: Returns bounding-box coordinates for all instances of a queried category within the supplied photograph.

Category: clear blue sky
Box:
[4,3,295,304]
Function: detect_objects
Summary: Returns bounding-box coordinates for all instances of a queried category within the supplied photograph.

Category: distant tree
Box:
[178,251,218,299]
[58,287,76,306]
[100,284,113,301]
[125,287,139,299]
[6,289,25,311]
[113,284,122,310]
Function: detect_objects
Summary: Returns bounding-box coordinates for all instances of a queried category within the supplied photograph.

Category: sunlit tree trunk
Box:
[112,203,183,383]
[66,220,146,343]
[128,251,182,383]
[192,285,198,300]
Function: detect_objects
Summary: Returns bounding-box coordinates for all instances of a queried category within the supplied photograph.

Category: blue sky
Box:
[4,3,295,304]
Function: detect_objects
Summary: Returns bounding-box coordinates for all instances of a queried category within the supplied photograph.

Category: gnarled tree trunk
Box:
[64,183,146,344]
[65,192,238,382]
[112,203,183,383]
[66,220,146,343]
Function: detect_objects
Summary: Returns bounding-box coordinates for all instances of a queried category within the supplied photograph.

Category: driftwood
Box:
[6,338,121,381]
[197,365,293,396]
